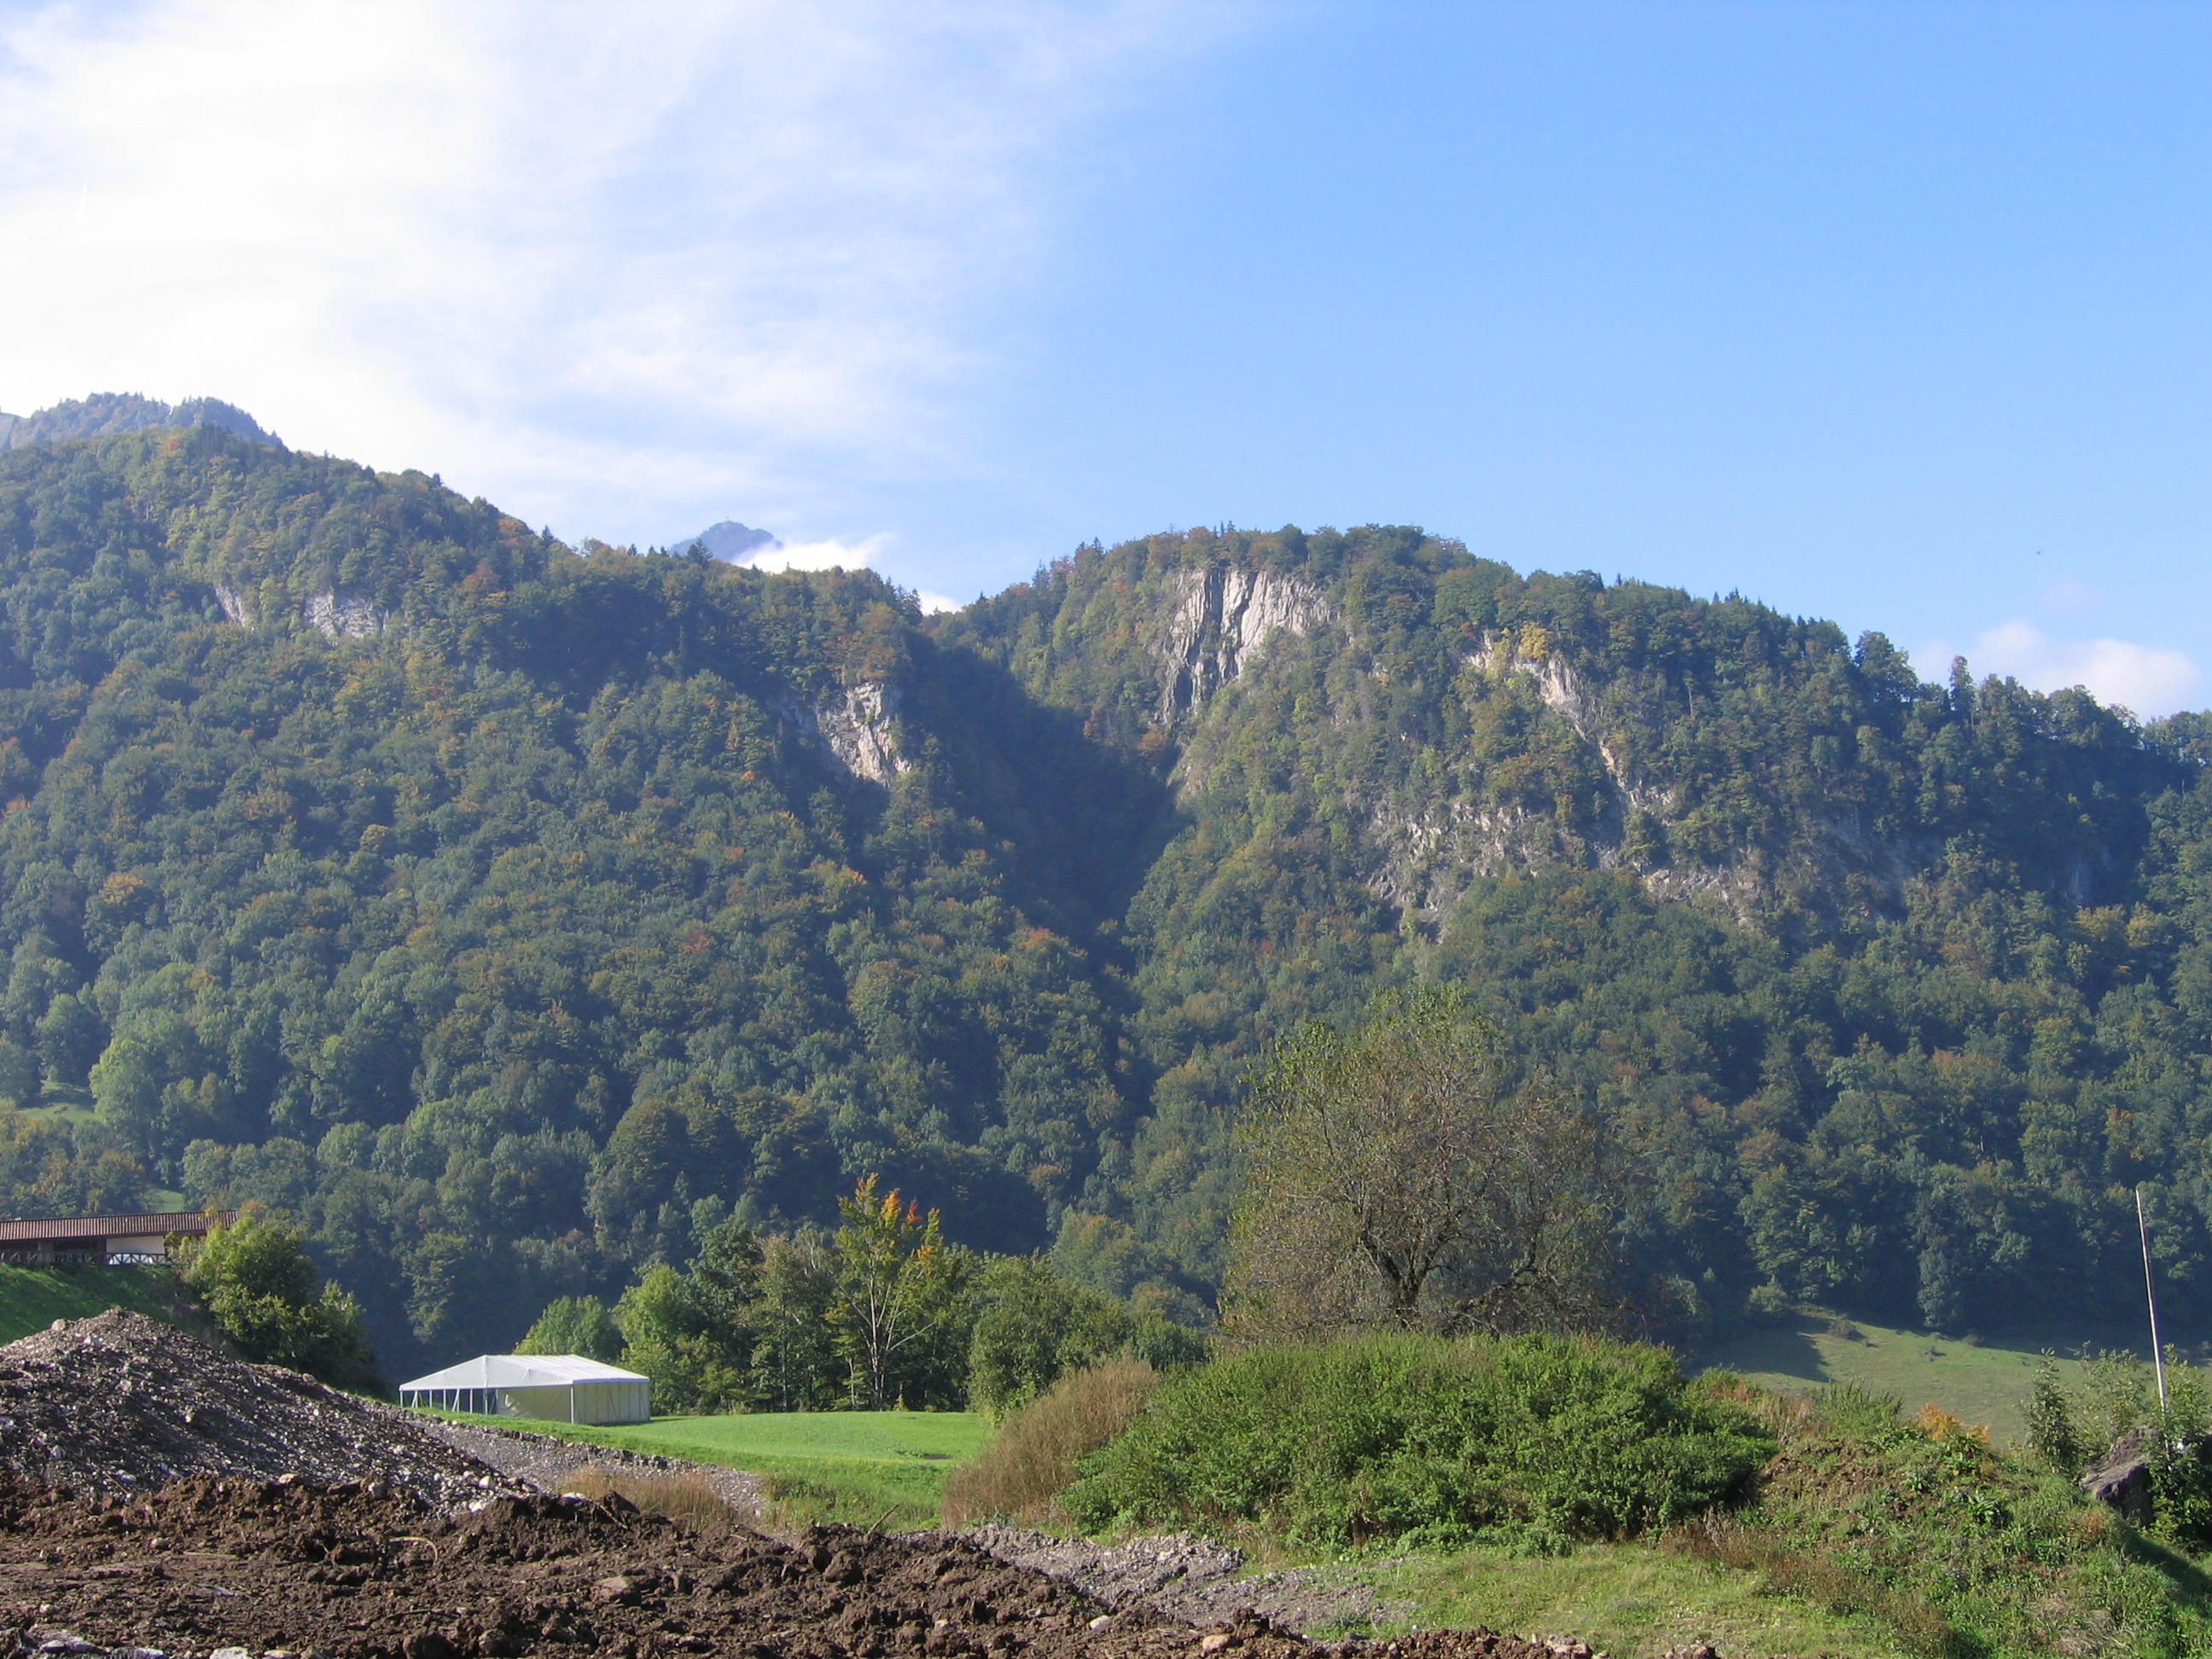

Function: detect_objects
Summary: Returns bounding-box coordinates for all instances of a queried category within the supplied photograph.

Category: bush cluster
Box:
[173,1207,380,1392]
[1720,1378,2212,1658]
[1063,1331,1772,1549]
[942,1358,1159,1525]
[2025,1347,2212,1548]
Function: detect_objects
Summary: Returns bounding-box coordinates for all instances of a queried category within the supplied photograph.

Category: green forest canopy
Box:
[4,410,2212,1372]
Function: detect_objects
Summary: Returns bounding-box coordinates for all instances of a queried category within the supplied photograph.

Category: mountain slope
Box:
[3,420,2210,1371]
[937,527,2212,1331]
[0,424,1160,1368]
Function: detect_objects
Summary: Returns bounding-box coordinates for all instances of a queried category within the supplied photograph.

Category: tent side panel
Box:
[496,1385,577,1422]
[571,1379,650,1424]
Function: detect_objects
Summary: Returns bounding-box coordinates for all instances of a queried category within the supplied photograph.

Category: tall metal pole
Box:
[2139,1185,2170,1421]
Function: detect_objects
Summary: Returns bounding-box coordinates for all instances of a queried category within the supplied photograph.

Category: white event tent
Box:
[398,1353,651,1425]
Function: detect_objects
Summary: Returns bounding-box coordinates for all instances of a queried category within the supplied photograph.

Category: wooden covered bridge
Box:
[0,1210,236,1266]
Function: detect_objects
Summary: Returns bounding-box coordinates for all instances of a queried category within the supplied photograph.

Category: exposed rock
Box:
[676,521,782,562]
[1160,565,1329,719]
[301,587,387,639]
[2080,1429,2152,1524]
[780,683,908,783]
[1464,630,1592,732]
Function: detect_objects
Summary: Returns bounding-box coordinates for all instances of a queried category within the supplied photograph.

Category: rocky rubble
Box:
[960,1530,1406,1639]
[0,1313,498,1509]
[420,1422,765,1525]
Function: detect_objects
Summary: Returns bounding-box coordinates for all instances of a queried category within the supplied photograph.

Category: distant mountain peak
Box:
[0,393,280,452]
[674,521,781,562]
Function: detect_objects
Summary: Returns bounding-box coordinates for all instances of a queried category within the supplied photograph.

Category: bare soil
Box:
[420,1422,765,1527]
[0,1476,1558,1659]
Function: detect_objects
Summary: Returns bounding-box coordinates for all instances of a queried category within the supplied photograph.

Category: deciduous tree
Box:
[1225,987,1630,1342]
[830,1176,975,1409]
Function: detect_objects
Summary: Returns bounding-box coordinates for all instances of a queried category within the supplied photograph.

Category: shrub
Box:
[174,1206,379,1392]
[1732,1375,2212,1657]
[943,1358,1158,1525]
[2022,1346,2212,1549]
[1063,1331,1772,1549]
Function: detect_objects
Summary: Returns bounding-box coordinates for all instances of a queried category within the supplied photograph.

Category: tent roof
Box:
[399,1353,648,1391]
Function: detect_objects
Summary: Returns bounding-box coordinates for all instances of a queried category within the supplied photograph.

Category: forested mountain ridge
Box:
[3,414,2210,1373]
[937,532,2212,1334]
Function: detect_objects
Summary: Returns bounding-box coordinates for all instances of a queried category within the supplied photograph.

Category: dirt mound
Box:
[961,1528,1406,1638]
[0,1476,1568,1659]
[0,1312,500,1508]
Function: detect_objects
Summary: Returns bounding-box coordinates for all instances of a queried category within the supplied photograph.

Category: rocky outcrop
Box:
[1466,629,1591,730]
[2081,1429,2153,1524]
[779,682,909,783]
[1159,565,1329,719]
[302,587,387,638]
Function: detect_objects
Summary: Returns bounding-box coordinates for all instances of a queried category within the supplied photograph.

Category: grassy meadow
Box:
[0,1262,202,1346]
[1344,1541,1912,1659]
[1691,1309,2166,1443]
[423,1407,992,1528]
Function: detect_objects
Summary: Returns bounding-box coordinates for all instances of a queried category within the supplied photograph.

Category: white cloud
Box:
[0,0,1238,544]
[1917,620,2203,718]
[736,536,896,576]
[726,535,959,613]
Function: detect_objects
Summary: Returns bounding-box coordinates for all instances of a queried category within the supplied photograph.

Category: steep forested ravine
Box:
[3,412,2210,1371]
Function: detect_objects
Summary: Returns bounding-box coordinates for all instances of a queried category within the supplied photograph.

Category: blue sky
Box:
[1,1,2205,710]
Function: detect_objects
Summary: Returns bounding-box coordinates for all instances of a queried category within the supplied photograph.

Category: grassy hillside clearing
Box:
[0,1263,201,1346]
[421,1409,991,1528]
[1691,1311,2162,1443]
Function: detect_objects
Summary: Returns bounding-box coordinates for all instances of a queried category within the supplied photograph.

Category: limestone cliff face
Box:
[208,581,389,639]
[301,588,388,639]
[1157,564,1330,719]
[779,683,908,783]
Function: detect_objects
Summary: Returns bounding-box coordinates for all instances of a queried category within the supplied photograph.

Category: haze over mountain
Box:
[0,394,277,453]
[676,523,783,562]
[3,407,2210,1372]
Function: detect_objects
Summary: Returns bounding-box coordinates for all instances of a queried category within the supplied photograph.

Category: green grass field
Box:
[423,1408,992,1528]
[0,1262,201,1346]
[1341,1541,1911,1659]
[1691,1309,2163,1444]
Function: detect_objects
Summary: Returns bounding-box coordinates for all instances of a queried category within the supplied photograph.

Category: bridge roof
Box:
[0,1210,233,1243]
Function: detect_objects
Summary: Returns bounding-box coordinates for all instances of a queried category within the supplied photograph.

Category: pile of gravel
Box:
[0,1309,504,1508]
[963,1526,1410,1638]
